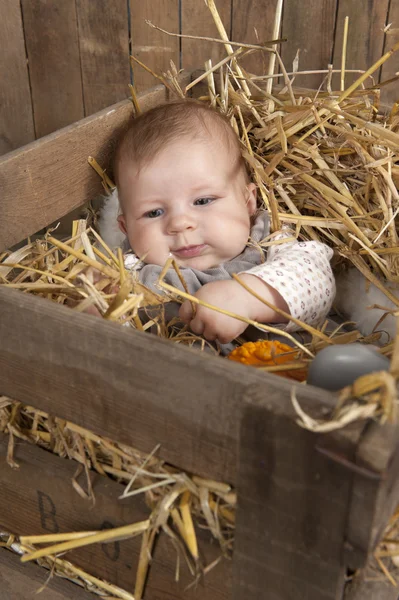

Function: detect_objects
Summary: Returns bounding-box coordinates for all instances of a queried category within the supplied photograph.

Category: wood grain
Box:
[344,565,399,600]
[130,0,180,92]
[181,0,231,72]
[281,0,338,91]
[232,0,281,76]
[21,0,84,138]
[76,0,131,116]
[333,0,390,91]
[0,0,35,156]
[344,421,399,569]
[0,548,94,600]
[0,286,338,485]
[380,1,399,106]
[0,85,171,252]
[0,434,230,599]
[232,388,366,600]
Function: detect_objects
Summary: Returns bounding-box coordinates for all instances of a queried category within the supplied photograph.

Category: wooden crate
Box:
[0,76,399,600]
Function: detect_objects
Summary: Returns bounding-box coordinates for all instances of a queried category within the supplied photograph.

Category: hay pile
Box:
[1,0,399,596]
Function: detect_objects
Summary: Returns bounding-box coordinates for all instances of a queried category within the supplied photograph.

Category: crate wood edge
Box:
[0,547,95,600]
[0,432,231,599]
[0,284,339,485]
[0,72,191,252]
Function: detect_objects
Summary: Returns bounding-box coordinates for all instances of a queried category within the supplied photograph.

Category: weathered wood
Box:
[344,564,399,600]
[181,0,232,72]
[130,0,180,92]
[0,548,94,600]
[333,0,390,90]
[232,0,281,76]
[21,0,84,138]
[0,433,230,598]
[380,2,399,106]
[0,0,35,156]
[344,421,399,569]
[76,0,131,115]
[0,286,338,485]
[232,387,367,600]
[281,0,338,90]
[0,84,172,252]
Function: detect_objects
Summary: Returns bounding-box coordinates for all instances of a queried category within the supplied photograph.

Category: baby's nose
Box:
[167,212,196,234]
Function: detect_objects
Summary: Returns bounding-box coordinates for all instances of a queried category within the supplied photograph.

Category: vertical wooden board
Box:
[21,0,84,138]
[344,565,399,600]
[381,2,399,106]
[0,0,35,155]
[232,388,363,600]
[0,549,95,600]
[76,0,131,116]
[333,0,390,91]
[281,0,337,91]
[130,0,180,93]
[232,0,281,76]
[181,0,231,72]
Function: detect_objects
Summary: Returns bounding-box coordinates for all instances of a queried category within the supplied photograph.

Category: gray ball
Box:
[307,343,390,391]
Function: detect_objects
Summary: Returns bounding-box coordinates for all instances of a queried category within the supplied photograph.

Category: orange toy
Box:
[228,340,307,381]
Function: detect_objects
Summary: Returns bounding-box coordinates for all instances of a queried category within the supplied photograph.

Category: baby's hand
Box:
[179,280,255,344]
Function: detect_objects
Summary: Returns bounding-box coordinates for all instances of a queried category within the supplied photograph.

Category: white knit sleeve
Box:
[240,229,336,332]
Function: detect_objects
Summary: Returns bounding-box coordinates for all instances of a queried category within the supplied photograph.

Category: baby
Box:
[102,99,336,344]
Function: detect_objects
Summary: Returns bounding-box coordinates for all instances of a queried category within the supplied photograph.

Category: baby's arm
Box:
[242,229,336,331]
[180,230,336,343]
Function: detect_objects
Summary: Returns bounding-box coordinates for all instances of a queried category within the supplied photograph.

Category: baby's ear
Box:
[246,183,257,215]
[117,214,128,235]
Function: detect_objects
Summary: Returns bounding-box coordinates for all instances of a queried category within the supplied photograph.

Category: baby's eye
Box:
[144,208,164,219]
[194,197,215,206]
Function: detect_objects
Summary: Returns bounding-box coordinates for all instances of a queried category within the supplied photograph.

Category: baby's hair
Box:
[113,99,247,188]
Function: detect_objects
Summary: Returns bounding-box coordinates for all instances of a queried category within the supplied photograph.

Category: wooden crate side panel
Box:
[231,389,366,600]
[344,421,399,569]
[231,0,282,77]
[0,0,35,156]
[0,82,173,252]
[181,0,232,72]
[281,0,338,90]
[333,0,390,91]
[130,0,180,93]
[344,565,399,600]
[0,434,230,599]
[0,548,94,600]
[0,286,337,484]
[381,2,399,106]
[21,0,85,138]
[76,0,131,116]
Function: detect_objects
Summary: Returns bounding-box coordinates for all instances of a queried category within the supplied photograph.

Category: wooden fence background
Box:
[1,0,399,157]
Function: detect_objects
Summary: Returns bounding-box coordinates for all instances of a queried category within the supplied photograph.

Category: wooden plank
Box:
[0,84,172,252]
[380,2,399,106]
[0,433,230,599]
[181,0,232,72]
[130,1,180,93]
[0,0,35,156]
[344,565,399,600]
[21,0,84,138]
[232,388,366,600]
[333,0,390,91]
[232,0,281,76]
[0,286,337,484]
[281,0,337,91]
[76,0,131,116]
[0,548,94,600]
[344,421,399,569]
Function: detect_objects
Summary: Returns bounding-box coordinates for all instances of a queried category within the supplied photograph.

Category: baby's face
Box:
[117,136,257,270]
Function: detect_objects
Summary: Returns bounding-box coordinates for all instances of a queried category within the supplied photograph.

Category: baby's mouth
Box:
[172,244,207,258]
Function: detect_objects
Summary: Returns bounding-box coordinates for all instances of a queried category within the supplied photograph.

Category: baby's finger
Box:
[179,300,194,323]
